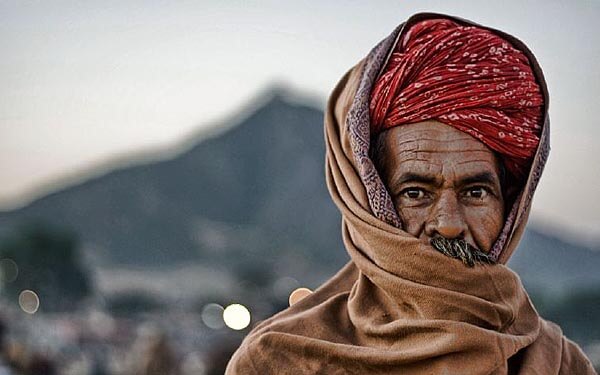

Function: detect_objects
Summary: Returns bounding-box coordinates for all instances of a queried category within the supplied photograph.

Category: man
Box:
[226,12,596,374]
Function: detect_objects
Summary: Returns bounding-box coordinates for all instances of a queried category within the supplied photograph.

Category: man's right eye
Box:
[401,188,426,199]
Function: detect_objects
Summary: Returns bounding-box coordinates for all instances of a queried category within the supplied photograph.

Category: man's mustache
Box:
[430,236,495,267]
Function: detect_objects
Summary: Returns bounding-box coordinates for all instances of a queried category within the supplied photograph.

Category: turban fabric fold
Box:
[369,18,544,182]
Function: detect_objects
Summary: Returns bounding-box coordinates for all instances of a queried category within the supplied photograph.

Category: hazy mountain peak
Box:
[0,87,598,296]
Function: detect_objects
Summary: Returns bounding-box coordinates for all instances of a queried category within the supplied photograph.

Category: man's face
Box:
[377,120,505,253]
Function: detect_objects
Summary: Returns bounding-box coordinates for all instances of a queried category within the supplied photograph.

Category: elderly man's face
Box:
[378,121,505,253]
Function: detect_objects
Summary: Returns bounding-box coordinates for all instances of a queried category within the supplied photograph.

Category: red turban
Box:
[369,18,544,182]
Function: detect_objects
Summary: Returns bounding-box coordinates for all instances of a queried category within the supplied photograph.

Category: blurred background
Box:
[1,1,599,374]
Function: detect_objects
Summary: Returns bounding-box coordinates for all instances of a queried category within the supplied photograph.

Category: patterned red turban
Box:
[369,18,544,182]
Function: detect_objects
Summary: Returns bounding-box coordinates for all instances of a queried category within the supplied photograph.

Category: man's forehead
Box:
[381,121,501,178]
[383,121,490,153]
[392,157,498,175]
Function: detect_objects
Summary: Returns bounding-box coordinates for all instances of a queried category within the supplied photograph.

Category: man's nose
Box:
[424,191,467,239]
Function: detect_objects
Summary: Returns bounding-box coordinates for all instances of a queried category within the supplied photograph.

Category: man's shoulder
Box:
[226,262,359,374]
[225,323,307,374]
[537,319,597,374]
[225,289,353,374]
[225,333,262,375]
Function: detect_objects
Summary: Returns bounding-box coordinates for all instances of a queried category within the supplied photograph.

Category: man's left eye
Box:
[465,187,488,199]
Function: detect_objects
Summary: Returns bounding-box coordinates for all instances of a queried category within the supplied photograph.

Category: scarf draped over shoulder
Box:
[226,12,596,375]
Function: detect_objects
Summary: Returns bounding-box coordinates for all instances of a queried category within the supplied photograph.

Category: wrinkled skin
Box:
[377,121,505,253]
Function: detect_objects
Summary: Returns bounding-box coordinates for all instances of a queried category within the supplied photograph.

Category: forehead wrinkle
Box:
[386,151,495,171]
[455,158,498,167]
[410,148,495,155]
[390,137,478,147]
[398,157,443,167]
[388,125,475,138]
[413,157,446,163]
[388,147,489,164]
[392,157,498,182]
[388,139,491,154]
[391,159,443,176]
[387,126,477,140]
[381,122,500,183]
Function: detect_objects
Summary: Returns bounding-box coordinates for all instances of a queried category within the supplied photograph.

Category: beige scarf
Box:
[226,13,596,374]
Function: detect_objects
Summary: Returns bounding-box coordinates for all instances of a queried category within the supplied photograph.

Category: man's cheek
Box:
[398,208,426,237]
[469,211,504,251]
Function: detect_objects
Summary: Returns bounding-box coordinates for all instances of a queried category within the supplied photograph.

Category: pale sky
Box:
[1,0,599,241]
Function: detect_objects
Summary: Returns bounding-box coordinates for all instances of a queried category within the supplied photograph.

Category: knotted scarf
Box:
[226,13,596,375]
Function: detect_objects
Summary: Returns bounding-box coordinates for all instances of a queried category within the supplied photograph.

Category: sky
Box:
[1,0,599,242]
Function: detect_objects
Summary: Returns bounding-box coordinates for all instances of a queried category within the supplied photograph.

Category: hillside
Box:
[0,89,598,295]
[0,92,345,277]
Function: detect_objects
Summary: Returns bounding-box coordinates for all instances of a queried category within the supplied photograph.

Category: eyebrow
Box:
[395,172,442,187]
[458,172,499,187]
[393,171,499,188]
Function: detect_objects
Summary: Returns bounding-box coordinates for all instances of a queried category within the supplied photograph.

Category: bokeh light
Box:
[18,289,40,314]
[0,258,18,283]
[289,287,313,306]
[222,303,251,330]
[201,303,225,330]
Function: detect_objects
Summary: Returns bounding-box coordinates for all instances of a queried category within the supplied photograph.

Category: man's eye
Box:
[401,188,426,199]
[465,187,488,199]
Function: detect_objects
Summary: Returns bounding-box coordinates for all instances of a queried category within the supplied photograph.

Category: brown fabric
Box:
[226,12,596,375]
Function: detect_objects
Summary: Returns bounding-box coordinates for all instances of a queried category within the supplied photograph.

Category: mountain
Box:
[510,228,600,294]
[0,89,599,295]
[0,91,345,278]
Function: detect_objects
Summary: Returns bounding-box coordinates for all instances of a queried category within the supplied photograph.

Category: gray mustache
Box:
[430,236,495,267]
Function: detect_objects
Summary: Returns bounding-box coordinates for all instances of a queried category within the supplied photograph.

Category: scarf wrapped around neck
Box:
[226,13,596,374]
